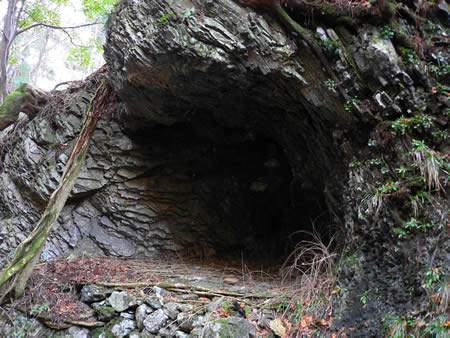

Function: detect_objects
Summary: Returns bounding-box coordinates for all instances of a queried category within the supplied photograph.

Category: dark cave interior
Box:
[128,121,332,263]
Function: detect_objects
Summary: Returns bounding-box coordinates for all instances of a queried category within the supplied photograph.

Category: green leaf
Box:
[82,0,118,20]
[67,46,91,67]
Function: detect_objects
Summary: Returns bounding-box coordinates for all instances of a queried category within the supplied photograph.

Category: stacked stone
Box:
[78,285,272,338]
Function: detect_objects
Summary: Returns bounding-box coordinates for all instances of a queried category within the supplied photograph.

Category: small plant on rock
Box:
[424,268,441,289]
[400,48,419,64]
[411,139,446,191]
[30,301,50,316]
[360,289,370,305]
[429,52,449,79]
[155,12,174,26]
[344,97,361,111]
[391,114,434,135]
[384,314,409,338]
[380,25,395,39]
[325,78,336,90]
[324,38,341,54]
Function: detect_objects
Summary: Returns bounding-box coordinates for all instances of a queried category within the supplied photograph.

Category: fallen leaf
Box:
[320,319,330,326]
[223,277,239,285]
[431,294,440,304]
[269,318,286,338]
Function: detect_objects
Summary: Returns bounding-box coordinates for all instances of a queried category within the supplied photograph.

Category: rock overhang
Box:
[100,0,358,259]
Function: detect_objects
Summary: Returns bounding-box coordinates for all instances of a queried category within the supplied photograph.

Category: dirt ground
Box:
[1,255,337,336]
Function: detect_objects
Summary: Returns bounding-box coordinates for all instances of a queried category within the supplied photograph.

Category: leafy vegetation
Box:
[380,25,395,39]
[391,114,434,135]
[344,97,360,112]
[384,313,449,337]
[360,289,370,305]
[324,78,335,90]
[345,6,449,328]
[30,301,50,316]
[323,38,341,54]
[155,12,174,26]
[424,268,441,289]
[400,47,419,64]
[0,0,119,99]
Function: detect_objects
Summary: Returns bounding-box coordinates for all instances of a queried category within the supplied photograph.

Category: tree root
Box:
[88,281,274,299]
[283,0,376,24]
[16,306,104,330]
[0,305,17,336]
[0,77,112,304]
[272,0,350,100]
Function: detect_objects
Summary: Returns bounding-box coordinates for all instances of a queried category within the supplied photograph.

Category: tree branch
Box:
[16,21,99,36]
[14,0,26,33]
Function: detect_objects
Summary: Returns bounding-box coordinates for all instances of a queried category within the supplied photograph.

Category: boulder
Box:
[80,285,107,303]
[190,317,256,337]
[143,309,169,334]
[108,291,137,312]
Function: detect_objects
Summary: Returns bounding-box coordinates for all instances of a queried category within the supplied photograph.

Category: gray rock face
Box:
[145,296,163,310]
[64,326,90,338]
[143,309,169,334]
[101,0,362,261]
[190,317,257,338]
[163,302,180,320]
[91,302,117,322]
[111,318,136,338]
[177,312,204,333]
[0,0,372,263]
[80,285,106,303]
[108,291,137,312]
[135,304,152,330]
[0,88,177,259]
[152,286,171,298]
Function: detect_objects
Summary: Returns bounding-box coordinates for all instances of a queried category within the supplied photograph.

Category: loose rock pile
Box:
[80,283,274,338]
[1,258,288,338]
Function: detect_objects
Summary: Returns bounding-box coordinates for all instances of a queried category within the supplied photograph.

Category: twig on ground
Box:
[86,281,273,299]
[16,305,104,329]
[0,305,16,337]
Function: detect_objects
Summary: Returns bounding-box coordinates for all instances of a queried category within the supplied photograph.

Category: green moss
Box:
[0,91,28,119]
[383,0,398,23]
[216,318,231,335]
[90,327,105,338]
[337,38,365,86]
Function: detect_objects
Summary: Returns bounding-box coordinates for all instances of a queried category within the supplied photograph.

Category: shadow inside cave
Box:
[127,121,334,266]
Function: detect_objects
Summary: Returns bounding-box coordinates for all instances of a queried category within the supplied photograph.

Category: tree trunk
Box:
[29,30,50,85]
[0,0,21,102]
[0,79,112,304]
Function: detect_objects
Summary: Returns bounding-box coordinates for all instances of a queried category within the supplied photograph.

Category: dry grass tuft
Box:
[437,283,449,315]
[273,228,338,322]
[412,148,444,192]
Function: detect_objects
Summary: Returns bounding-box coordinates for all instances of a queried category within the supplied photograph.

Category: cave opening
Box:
[127,122,332,264]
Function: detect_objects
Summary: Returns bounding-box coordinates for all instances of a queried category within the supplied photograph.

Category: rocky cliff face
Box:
[0,0,448,335]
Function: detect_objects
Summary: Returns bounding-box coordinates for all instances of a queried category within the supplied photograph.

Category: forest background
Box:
[0,0,116,103]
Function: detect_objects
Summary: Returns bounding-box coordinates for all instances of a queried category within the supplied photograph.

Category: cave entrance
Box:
[129,123,331,264]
